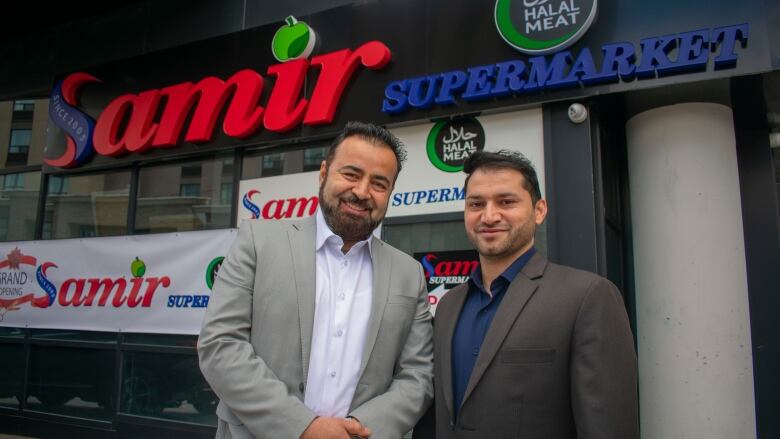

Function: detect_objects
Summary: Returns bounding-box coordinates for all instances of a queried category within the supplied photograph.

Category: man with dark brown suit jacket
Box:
[417,150,638,439]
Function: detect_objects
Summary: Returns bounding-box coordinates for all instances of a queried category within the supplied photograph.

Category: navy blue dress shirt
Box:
[451,247,536,418]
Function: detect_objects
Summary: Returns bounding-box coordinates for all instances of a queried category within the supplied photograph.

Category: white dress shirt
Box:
[304,209,373,417]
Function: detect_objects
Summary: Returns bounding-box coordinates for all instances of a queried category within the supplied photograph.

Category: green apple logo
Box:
[272,16,317,62]
[131,257,146,278]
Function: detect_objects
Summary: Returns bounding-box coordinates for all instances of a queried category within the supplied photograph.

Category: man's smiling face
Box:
[318,135,398,245]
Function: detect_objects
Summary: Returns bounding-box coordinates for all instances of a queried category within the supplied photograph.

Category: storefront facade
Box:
[0,0,778,437]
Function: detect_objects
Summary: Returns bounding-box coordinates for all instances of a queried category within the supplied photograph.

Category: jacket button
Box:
[299,383,305,392]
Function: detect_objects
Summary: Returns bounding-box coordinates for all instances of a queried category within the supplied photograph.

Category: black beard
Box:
[319,184,381,243]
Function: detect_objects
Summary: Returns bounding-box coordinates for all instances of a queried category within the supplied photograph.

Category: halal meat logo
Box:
[427,117,485,172]
[495,0,597,55]
[205,256,225,290]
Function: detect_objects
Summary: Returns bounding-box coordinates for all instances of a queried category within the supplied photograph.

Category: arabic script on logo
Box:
[426,117,486,172]
[495,0,597,55]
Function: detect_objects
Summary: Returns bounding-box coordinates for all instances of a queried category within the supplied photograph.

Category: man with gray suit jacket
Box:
[199,122,433,439]
[419,150,638,439]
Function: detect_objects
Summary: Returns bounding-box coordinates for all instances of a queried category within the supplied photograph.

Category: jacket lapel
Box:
[439,283,470,420]
[288,217,317,380]
[357,237,392,378]
[460,252,547,406]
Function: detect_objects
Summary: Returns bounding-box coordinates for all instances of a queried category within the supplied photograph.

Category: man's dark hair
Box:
[326,121,407,178]
[463,150,543,205]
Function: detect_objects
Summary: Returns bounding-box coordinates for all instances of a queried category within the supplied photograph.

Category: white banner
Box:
[0,229,236,334]
[236,109,544,222]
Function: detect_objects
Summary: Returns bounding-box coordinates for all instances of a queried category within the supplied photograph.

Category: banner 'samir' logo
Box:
[242,190,262,219]
[495,0,597,54]
[0,248,56,320]
[242,189,318,220]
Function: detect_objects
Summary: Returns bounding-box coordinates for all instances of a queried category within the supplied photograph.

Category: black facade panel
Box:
[732,75,780,439]
[146,0,245,53]
[53,3,151,74]
[543,101,599,273]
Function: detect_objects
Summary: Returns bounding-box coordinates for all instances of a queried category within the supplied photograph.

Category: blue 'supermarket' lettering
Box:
[392,187,466,206]
[383,24,748,114]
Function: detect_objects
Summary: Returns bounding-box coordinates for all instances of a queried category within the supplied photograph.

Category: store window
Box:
[42,172,131,239]
[0,328,26,409]
[383,219,472,256]
[0,343,24,409]
[0,171,41,241]
[120,352,216,424]
[774,147,780,216]
[383,217,547,260]
[262,153,284,176]
[242,142,330,179]
[220,182,233,205]
[303,146,328,172]
[26,345,114,420]
[135,154,233,234]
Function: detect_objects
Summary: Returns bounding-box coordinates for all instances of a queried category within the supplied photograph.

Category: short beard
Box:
[319,183,381,243]
[469,222,535,260]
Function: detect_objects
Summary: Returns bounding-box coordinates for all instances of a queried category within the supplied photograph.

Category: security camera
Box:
[567,103,588,124]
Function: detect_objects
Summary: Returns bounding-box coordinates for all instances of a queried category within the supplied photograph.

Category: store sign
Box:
[0,230,236,334]
[388,109,544,217]
[415,250,479,315]
[47,40,392,168]
[426,117,485,172]
[495,0,598,55]
[382,23,749,115]
[238,172,320,222]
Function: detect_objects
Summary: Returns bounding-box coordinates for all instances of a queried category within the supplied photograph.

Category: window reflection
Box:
[121,352,216,424]
[0,171,41,241]
[303,146,328,172]
[7,129,31,166]
[135,154,233,234]
[0,344,24,408]
[242,143,329,180]
[27,346,114,420]
[42,172,131,239]
[13,100,35,113]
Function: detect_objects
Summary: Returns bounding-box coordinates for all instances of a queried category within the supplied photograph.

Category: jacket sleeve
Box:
[198,221,316,438]
[349,264,435,439]
[570,276,640,439]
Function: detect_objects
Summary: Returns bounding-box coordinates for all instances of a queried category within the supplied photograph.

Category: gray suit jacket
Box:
[198,217,434,439]
[425,252,638,439]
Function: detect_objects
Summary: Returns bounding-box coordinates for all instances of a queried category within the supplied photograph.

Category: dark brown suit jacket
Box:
[415,253,639,439]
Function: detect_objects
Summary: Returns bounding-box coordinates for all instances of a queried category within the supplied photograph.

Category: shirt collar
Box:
[315,208,374,255]
[469,247,537,291]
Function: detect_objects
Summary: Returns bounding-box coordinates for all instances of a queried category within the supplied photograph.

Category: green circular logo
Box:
[205,256,225,290]
[494,0,597,55]
[426,117,485,173]
[271,16,317,62]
